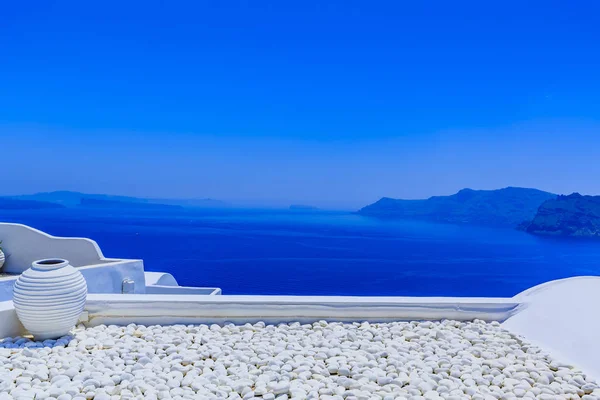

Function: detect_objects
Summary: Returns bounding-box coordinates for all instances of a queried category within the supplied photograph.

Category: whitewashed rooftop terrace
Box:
[1,223,600,398]
[1,276,599,400]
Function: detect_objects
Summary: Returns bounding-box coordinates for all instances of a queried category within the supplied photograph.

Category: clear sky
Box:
[1,1,599,208]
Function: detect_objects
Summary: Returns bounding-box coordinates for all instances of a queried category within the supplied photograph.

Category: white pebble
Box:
[0,320,596,399]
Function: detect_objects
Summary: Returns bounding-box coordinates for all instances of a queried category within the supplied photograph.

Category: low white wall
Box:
[83,294,519,326]
[0,259,146,301]
[0,294,519,340]
[0,223,110,274]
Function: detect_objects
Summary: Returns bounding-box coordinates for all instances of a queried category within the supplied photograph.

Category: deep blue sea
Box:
[2,208,600,297]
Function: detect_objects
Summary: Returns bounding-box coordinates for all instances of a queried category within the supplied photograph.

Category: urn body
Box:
[13,258,87,340]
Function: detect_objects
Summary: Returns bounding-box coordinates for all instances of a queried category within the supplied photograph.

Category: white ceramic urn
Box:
[0,249,5,271]
[13,258,87,340]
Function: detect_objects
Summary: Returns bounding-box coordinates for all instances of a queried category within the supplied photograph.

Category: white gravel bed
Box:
[0,320,598,400]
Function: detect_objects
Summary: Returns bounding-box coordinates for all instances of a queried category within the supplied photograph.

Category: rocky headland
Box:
[520,193,600,238]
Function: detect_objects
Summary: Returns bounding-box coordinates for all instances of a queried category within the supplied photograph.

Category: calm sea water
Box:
[2,208,599,297]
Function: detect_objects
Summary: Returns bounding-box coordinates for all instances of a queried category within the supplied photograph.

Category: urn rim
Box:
[31,258,70,271]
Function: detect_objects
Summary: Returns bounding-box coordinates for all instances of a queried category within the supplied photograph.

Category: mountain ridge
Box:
[4,191,228,209]
[0,198,66,210]
[358,187,557,227]
[79,198,183,210]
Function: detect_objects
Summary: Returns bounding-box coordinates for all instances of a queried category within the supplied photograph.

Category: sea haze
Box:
[2,208,599,297]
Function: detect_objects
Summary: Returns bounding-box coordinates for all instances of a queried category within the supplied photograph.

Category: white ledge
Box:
[84,294,520,326]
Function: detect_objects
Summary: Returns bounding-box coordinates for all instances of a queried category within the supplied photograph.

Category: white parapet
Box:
[83,293,520,326]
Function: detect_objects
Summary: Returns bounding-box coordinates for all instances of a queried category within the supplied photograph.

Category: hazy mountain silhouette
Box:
[358,187,556,227]
[79,198,183,210]
[6,191,227,209]
[0,198,65,210]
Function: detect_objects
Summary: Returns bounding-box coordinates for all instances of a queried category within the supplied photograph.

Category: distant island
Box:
[358,187,557,228]
[7,188,600,239]
[79,198,182,210]
[0,198,65,210]
[3,191,228,209]
[519,193,600,238]
[289,205,319,211]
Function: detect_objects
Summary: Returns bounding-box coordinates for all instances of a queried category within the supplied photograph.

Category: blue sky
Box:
[1,1,599,208]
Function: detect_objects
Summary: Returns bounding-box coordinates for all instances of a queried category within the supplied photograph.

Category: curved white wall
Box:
[504,276,600,381]
[144,272,179,286]
[0,223,109,274]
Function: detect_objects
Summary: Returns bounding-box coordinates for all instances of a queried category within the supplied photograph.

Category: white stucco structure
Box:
[0,223,219,302]
[0,223,146,301]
